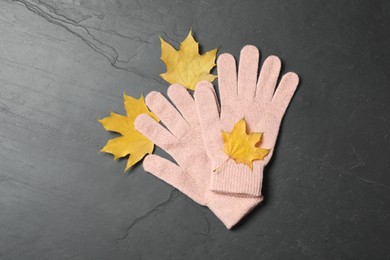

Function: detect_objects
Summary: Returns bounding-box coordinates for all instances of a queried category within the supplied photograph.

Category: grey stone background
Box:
[0,0,389,259]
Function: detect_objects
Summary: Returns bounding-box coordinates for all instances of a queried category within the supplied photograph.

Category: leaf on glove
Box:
[160,30,217,90]
[222,119,269,171]
[99,94,159,171]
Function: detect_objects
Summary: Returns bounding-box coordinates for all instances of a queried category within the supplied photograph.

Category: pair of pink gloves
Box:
[135,46,299,228]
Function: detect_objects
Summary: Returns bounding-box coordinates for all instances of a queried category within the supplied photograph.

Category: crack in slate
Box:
[35,0,92,24]
[115,189,179,243]
[183,197,210,236]
[85,25,152,44]
[11,0,161,84]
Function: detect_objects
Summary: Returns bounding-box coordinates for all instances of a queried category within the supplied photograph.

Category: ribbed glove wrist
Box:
[211,158,265,197]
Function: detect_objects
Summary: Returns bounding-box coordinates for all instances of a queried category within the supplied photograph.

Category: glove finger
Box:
[194,81,224,159]
[143,154,182,183]
[145,91,190,138]
[272,72,299,114]
[217,53,237,108]
[167,84,199,127]
[237,45,259,100]
[256,55,281,101]
[143,155,204,205]
[135,114,177,151]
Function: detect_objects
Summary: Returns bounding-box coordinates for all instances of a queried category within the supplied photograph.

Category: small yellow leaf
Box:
[99,94,159,171]
[222,119,270,170]
[160,30,217,90]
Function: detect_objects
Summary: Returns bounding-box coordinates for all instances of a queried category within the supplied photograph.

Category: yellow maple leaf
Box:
[222,119,270,171]
[160,30,217,90]
[98,93,159,171]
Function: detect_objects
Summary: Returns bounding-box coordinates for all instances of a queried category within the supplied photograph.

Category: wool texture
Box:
[194,45,299,197]
[135,84,261,229]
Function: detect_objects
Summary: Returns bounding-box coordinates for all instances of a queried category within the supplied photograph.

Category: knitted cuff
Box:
[210,159,265,197]
[207,194,263,229]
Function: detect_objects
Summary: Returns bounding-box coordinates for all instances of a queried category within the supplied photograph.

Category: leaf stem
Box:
[213,158,229,173]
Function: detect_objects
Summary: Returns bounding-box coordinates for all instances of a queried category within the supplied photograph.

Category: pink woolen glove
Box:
[194,45,299,197]
[134,84,261,229]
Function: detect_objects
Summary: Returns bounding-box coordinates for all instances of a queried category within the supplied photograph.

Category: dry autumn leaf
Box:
[221,119,270,171]
[98,94,159,171]
[160,30,217,90]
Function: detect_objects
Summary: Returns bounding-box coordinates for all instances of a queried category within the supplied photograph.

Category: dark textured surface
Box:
[0,0,389,259]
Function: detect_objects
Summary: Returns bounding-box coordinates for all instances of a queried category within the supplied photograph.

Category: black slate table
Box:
[1,0,389,259]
